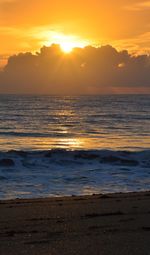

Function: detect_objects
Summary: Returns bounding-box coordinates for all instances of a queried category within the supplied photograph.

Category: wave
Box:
[0,149,149,199]
[0,149,149,168]
[0,131,74,138]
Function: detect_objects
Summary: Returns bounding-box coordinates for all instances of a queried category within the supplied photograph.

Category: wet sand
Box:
[0,191,150,255]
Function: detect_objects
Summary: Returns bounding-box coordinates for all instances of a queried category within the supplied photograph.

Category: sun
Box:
[42,32,89,54]
[54,34,87,54]
[60,41,74,53]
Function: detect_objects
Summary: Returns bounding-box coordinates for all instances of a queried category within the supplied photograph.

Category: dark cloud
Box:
[0,44,150,94]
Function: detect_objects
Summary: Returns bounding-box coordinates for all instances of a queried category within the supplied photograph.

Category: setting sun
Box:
[60,41,75,53]
[41,32,89,53]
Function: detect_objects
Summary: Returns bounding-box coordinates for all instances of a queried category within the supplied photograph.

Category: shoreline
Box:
[0,191,150,255]
[0,190,150,202]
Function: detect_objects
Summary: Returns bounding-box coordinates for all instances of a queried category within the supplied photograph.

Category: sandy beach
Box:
[0,191,150,255]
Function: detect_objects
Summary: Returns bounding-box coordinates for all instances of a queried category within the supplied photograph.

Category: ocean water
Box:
[0,94,149,199]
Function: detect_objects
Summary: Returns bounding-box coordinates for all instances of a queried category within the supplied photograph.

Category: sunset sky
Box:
[1,0,150,56]
[0,0,150,94]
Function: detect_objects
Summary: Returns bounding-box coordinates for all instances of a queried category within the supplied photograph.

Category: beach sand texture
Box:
[0,192,150,255]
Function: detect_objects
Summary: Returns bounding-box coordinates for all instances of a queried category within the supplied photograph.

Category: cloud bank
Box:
[0,44,150,94]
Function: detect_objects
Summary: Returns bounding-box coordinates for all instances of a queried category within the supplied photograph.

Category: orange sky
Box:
[0,0,150,94]
[0,0,150,61]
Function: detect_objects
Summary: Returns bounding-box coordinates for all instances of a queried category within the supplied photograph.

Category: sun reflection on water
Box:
[57,138,84,149]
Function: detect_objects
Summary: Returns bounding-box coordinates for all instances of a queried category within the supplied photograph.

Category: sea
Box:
[0,94,149,199]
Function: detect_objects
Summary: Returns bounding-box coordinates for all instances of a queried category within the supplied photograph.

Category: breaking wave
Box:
[0,149,149,200]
